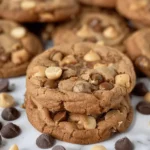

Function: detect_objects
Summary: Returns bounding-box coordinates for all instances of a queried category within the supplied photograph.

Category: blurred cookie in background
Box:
[0,0,80,22]
[53,8,129,52]
[0,20,43,78]
[125,28,150,77]
[79,0,116,8]
[117,0,150,26]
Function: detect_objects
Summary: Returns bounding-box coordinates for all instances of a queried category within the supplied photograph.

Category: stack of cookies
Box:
[25,42,136,144]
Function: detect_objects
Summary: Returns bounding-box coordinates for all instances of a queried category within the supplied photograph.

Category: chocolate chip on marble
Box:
[73,80,92,93]
[0,79,9,92]
[2,107,20,121]
[89,73,104,85]
[36,134,55,149]
[132,82,148,96]
[115,137,133,150]
[54,111,67,122]
[99,82,114,90]
[136,101,150,115]
[52,145,66,150]
[1,123,21,138]
[0,122,2,130]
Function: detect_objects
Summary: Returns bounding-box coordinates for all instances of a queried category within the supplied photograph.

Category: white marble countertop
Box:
[0,77,150,150]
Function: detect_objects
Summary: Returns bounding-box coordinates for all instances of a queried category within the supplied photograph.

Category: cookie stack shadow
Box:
[25,42,136,144]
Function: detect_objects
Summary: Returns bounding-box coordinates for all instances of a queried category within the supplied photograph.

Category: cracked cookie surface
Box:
[26,95,133,144]
[26,42,136,115]
[0,20,43,78]
[53,8,129,52]
[125,28,150,77]
[0,0,79,22]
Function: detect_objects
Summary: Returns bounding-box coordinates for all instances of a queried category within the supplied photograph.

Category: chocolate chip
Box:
[99,82,114,90]
[132,82,148,96]
[83,37,97,43]
[88,18,102,32]
[1,123,21,139]
[2,107,20,121]
[52,145,66,150]
[136,101,150,115]
[36,134,55,149]
[0,79,9,92]
[89,73,104,85]
[44,79,58,89]
[54,111,67,122]
[0,135,2,145]
[62,68,77,79]
[0,53,10,62]
[0,122,2,130]
[115,137,133,150]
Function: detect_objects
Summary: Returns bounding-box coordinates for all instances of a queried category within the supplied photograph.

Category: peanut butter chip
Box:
[83,116,96,129]
[60,55,77,66]
[11,27,26,39]
[21,1,36,10]
[115,74,130,88]
[129,0,148,10]
[144,92,150,103]
[103,26,118,39]
[84,50,101,62]
[0,93,15,108]
[45,66,62,80]
[9,144,19,150]
[91,145,107,150]
[11,49,29,65]
[33,66,46,77]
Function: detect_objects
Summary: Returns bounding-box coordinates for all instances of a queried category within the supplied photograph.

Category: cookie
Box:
[79,0,116,8]
[53,9,129,52]
[26,95,133,144]
[0,20,42,78]
[0,0,79,22]
[26,42,136,115]
[117,0,150,26]
[125,28,150,77]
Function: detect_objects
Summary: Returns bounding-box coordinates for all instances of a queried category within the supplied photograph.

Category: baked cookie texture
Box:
[26,95,133,144]
[117,0,150,26]
[26,42,136,115]
[53,8,129,52]
[0,20,43,78]
[79,0,116,8]
[0,0,80,22]
[125,28,150,77]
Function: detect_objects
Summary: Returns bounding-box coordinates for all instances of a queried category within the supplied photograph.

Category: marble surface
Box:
[0,42,150,150]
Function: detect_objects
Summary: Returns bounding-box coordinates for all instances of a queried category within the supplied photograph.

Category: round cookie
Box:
[79,0,116,8]
[0,0,79,22]
[0,20,43,78]
[53,9,129,52]
[26,42,136,115]
[125,28,150,77]
[117,0,150,26]
[26,95,133,144]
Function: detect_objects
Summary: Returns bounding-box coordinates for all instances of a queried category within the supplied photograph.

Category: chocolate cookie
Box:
[26,95,133,144]
[79,0,116,8]
[26,42,136,115]
[0,0,79,22]
[53,9,129,52]
[117,0,150,26]
[0,20,43,78]
[125,28,150,77]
